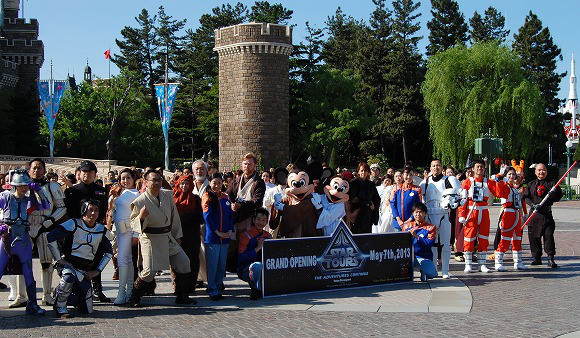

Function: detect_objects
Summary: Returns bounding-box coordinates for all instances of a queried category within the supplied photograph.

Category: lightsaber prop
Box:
[520,160,578,230]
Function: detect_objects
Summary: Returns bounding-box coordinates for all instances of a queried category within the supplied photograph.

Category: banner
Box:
[262,222,414,297]
[155,83,178,169]
[155,83,178,139]
[38,80,67,157]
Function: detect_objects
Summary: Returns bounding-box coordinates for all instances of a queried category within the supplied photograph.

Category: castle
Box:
[0,0,44,95]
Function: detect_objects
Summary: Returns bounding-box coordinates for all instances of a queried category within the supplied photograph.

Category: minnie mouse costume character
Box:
[311,176,350,236]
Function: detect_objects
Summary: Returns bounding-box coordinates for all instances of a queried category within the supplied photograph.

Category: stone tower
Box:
[0,0,44,93]
[214,22,292,171]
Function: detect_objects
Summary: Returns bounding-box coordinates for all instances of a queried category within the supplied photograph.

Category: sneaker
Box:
[464,265,473,273]
[480,265,491,273]
[420,272,427,282]
[530,258,542,266]
[455,256,465,262]
[442,274,450,279]
[8,295,28,308]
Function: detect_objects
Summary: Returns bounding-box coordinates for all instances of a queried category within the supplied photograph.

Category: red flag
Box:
[104,49,111,59]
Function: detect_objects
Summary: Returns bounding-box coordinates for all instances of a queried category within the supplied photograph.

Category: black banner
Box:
[262,223,414,297]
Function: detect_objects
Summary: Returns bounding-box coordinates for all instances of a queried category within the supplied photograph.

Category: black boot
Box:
[531,257,542,265]
[92,274,111,303]
[129,277,146,308]
[249,288,262,301]
[547,256,558,268]
[143,279,156,296]
[174,273,196,305]
[24,282,46,315]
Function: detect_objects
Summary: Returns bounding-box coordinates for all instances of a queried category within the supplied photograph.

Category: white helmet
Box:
[9,169,31,187]
[441,188,462,210]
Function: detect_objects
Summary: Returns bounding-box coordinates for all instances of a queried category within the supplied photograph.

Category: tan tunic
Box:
[130,189,189,279]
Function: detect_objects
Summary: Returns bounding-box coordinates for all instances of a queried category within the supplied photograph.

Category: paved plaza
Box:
[0,202,579,337]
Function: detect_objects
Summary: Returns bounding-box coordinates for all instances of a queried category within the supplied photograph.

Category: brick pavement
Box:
[0,204,579,337]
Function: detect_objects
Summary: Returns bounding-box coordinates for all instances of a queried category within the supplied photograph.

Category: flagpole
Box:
[49,60,54,158]
[164,45,169,170]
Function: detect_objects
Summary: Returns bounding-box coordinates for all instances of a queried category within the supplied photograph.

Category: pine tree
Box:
[426,0,468,56]
[249,1,293,24]
[154,6,186,79]
[114,9,157,104]
[322,7,366,71]
[379,0,425,164]
[469,6,509,43]
[173,3,248,160]
[513,11,566,163]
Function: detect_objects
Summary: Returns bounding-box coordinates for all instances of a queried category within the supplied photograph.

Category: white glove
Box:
[42,219,53,228]
[499,165,507,176]
[458,217,466,224]
[311,193,323,209]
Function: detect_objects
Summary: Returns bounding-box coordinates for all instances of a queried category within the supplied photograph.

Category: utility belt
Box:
[63,254,94,271]
[143,226,171,234]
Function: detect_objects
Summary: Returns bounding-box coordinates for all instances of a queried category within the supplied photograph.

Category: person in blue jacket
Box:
[202,173,234,301]
[391,166,422,231]
[238,207,271,300]
[403,202,437,282]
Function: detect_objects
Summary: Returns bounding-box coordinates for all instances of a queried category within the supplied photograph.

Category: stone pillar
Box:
[214,23,292,171]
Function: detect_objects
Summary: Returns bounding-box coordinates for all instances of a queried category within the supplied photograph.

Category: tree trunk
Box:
[402,136,408,165]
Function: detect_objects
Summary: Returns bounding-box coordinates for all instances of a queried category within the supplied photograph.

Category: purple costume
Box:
[0,185,47,315]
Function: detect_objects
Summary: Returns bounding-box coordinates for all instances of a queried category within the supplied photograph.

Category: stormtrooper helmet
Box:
[441,188,462,210]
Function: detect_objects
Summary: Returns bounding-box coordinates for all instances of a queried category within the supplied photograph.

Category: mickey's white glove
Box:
[311,193,323,209]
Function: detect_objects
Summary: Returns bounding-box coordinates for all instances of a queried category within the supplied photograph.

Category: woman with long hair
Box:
[348,162,381,234]
[108,168,140,305]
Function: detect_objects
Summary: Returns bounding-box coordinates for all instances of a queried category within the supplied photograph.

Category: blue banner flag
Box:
[155,83,179,139]
[155,83,179,169]
[38,80,67,157]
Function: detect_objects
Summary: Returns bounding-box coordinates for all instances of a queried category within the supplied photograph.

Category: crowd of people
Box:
[0,153,563,317]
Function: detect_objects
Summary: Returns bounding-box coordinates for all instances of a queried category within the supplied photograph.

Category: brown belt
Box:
[143,226,171,234]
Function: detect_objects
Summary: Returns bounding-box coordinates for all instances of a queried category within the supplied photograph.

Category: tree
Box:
[154,6,186,77]
[469,6,509,43]
[377,0,425,164]
[426,0,468,56]
[513,11,566,162]
[249,1,293,24]
[40,75,162,166]
[114,9,157,107]
[293,66,375,167]
[422,42,544,167]
[322,7,366,71]
[173,3,248,161]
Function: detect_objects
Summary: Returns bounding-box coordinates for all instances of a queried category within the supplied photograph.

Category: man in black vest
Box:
[64,160,111,302]
[522,163,563,268]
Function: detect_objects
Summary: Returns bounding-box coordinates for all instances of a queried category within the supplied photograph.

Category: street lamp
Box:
[565,140,574,200]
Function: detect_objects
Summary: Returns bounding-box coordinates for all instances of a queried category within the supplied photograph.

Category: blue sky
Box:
[24,0,578,106]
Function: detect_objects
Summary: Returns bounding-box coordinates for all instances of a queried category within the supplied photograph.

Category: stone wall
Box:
[214,23,292,171]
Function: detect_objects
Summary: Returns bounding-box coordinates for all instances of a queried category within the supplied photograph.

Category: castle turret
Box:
[214,23,293,170]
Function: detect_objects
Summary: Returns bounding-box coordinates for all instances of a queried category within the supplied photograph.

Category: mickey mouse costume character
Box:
[271,163,324,238]
[311,175,350,236]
